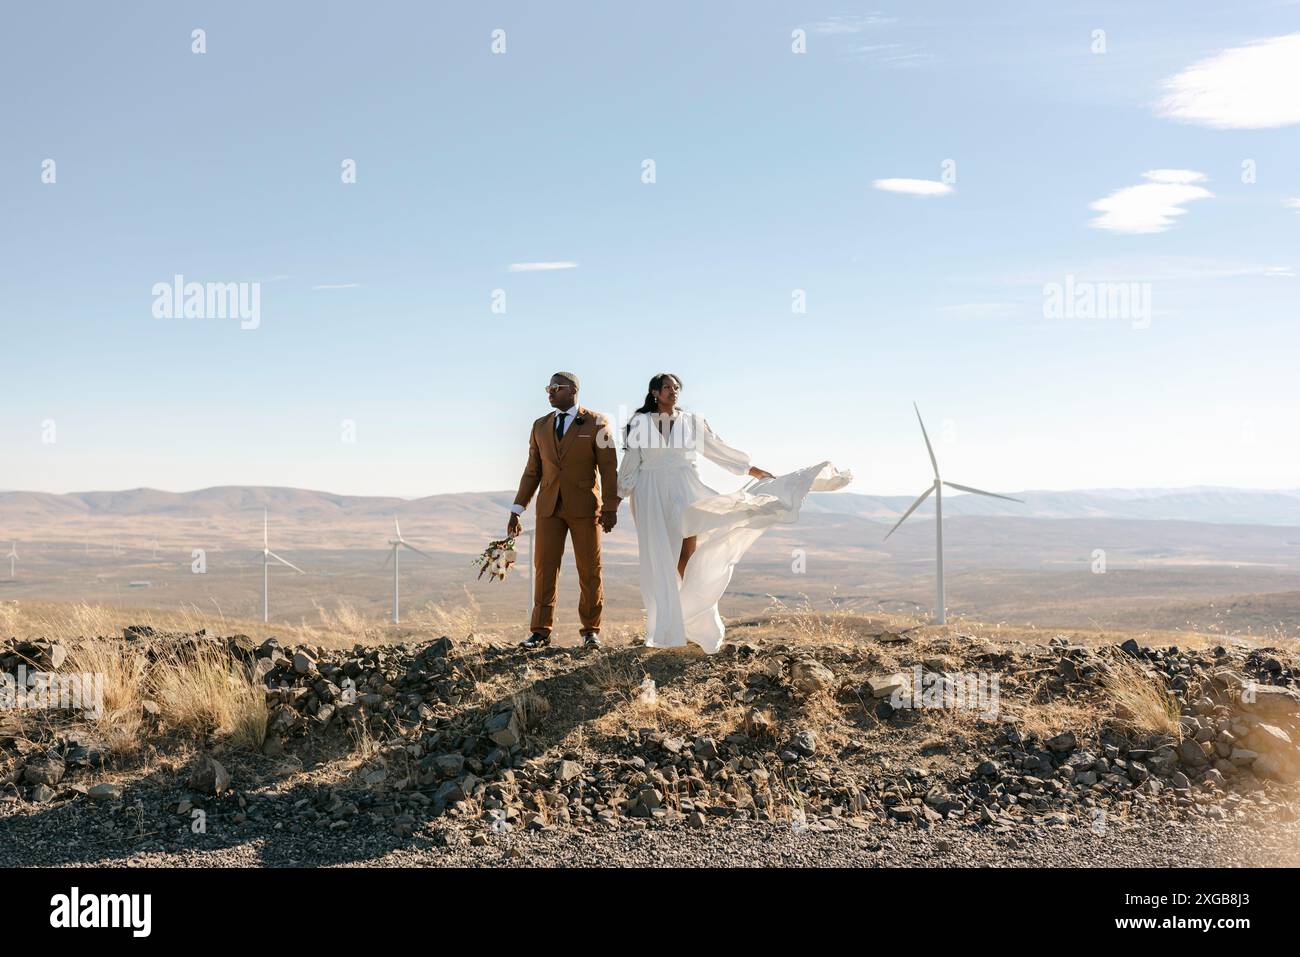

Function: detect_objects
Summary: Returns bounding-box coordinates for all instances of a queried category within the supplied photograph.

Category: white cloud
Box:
[807,14,896,34]
[1142,169,1207,185]
[872,178,953,197]
[312,282,359,290]
[1089,170,1213,234]
[1156,32,1300,129]
[508,262,578,272]
[1286,198,1300,212]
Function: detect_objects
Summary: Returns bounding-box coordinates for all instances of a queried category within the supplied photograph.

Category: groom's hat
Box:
[553,371,580,390]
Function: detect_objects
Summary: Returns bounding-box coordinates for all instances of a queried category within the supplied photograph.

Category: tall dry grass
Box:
[65,639,149,755]
[152,645,268,749]
[1101,657,1182,738]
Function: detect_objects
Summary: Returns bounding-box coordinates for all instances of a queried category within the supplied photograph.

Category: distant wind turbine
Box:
[380,518,431,624]
[6,542,16,580]
[884,403,1023,625]
[261,509,304,623]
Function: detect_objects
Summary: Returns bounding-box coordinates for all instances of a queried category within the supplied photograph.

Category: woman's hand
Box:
[748,467,775,481]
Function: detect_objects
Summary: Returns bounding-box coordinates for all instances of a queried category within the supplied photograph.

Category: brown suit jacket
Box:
[514,406,620,519]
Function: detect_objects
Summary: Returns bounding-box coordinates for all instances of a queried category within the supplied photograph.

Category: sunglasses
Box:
[544,384,574,394]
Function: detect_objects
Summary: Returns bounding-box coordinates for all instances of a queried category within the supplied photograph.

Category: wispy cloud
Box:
[1286,198,1300,213]
[312,282,360,290]
[845,42,935,68]
[1156,32,1300,129]
[939,301,1024,320]
[872,178,953,197]
[508,261,578,272]
[807,14,896,34]
[1089,170,1212,234]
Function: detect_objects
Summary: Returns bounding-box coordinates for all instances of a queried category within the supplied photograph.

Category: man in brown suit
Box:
[508,372,619,650]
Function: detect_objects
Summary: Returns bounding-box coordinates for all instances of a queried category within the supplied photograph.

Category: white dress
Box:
[616,410,852,653]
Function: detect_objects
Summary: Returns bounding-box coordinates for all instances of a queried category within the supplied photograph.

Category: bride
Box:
[616,373,851,653]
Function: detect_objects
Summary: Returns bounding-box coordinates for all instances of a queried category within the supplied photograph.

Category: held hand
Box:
[507,512,522,538]
[748,467,775,481]
[599,510,618,533]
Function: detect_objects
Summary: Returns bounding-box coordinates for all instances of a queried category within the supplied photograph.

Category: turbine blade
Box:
[267,550,305,574]
[913,403,940,479]
[943,481,1023,503]
[263,509,268,547]
[380,547,394,569]
[884,486,935,540]
[394,517,402,540]
[401,541,432,559]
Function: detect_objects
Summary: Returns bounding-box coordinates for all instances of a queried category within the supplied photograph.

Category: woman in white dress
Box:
[616,373,852,653]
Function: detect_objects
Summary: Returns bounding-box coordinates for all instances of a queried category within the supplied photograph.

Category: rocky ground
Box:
[2,617,1298,867]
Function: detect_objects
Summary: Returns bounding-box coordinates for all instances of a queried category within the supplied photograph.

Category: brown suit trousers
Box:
[513,407,620,635]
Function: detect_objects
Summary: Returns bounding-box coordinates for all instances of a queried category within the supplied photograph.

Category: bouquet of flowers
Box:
[472,537,517,582]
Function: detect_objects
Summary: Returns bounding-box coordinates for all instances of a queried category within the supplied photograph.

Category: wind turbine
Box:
[380,518,431,624]
[5,542,16,580]
[884,403,1022,625]
[261,509,304,623]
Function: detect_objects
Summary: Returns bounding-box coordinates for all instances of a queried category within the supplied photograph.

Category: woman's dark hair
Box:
[625,373,682,440]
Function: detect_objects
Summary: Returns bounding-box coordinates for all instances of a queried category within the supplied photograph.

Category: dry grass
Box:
[1101,657,1182,738]
[152,645,268,749]
[2,594,497,656]
[765,596,866,646]
[65,638,148,755]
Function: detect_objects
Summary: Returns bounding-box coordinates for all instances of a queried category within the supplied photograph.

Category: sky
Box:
[3,1,1298,499]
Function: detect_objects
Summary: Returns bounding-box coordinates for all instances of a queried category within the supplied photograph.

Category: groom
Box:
[508,372,619,650]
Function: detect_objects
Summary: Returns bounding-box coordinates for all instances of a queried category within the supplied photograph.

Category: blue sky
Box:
[3,1,1297,498]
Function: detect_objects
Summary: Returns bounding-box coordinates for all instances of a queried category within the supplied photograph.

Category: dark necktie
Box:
[555,413,567,442]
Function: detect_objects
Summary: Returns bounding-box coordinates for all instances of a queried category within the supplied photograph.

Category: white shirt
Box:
[511,406,579,516]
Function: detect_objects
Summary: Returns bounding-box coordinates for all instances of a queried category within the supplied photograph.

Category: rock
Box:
[30,783,55,803]
[1119,638,1142,657]
[364,768,389,787]
[555,760,583,782]
[1178,738,1210,768]
[867,673,908,699]
[686,810,708,828]
[792,729,817,756]
[427,636,454,658]
[1240,685,1300,720]
[435,773,479,805]
[292,651,317,675]
[1046,731,1077,752]
[87,782,122,801]
[1229,747,1258,766]
[485,709,521,748]
[1170,771,1191,790]
[23,758,65,786]
[743,708,773,738]
[1245,723,1293,753]
[1251,752,1293,782]
[791,659,835,695]
[694,736,718,760]
[434,753,466,778]
[188,755,231,795]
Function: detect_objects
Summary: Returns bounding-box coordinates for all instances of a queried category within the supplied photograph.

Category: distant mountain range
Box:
[1,485,1298,527]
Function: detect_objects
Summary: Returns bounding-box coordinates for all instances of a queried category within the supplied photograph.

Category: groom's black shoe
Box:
[581,632,601,650]
[520,632,551,650]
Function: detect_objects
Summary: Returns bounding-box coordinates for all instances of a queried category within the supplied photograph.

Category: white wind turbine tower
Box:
[261,509,304,623]
[6,542,16,580]
[885,403,1022,625]
[381,518,431,624]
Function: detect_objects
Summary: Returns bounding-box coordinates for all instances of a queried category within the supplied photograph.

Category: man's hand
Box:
[507,512,522,538]
[599,510,617,533]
